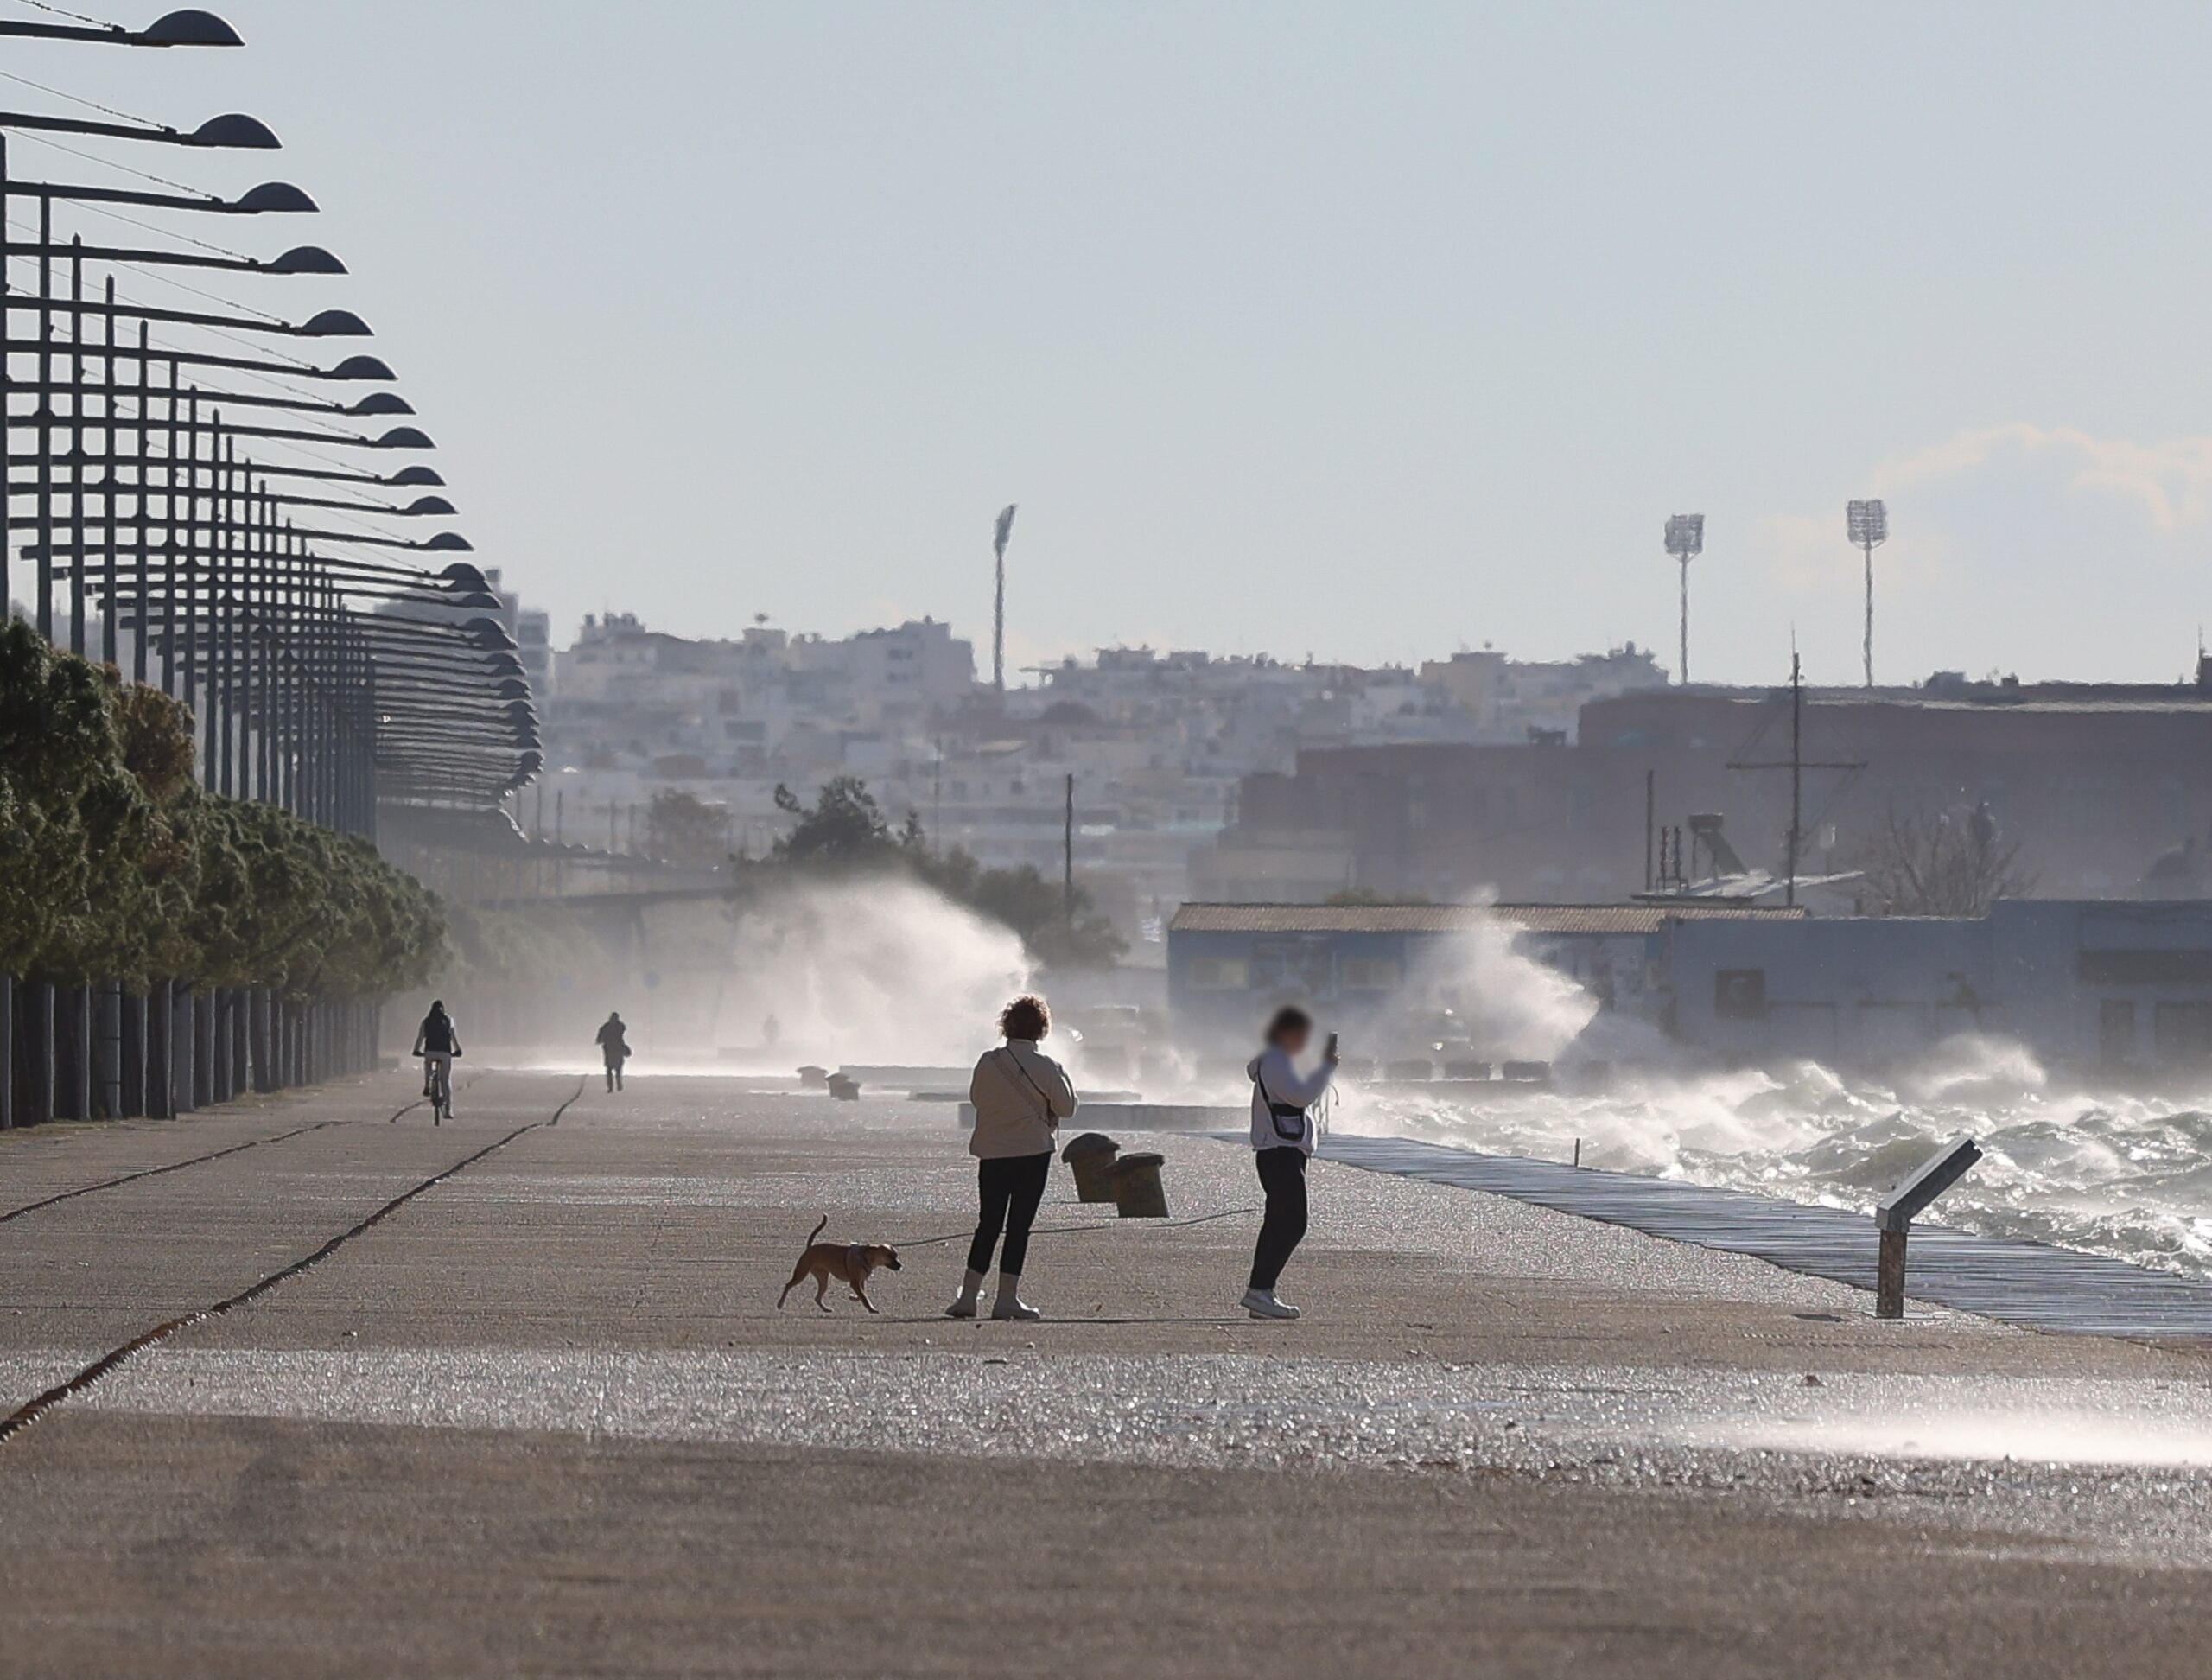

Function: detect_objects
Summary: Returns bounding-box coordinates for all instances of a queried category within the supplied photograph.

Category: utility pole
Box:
[1726,652,1866,907]
[1063,772,1075,926]
[1643,768,1656,893]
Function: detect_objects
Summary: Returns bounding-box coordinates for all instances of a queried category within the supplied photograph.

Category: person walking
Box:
[595,1011,631,1092]
[1243,1004,1336,1320]
[411,1001,461,1118]
[950,994,1077,1321]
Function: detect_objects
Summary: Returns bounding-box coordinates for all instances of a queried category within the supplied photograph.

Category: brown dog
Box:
[777,1216,903,1314]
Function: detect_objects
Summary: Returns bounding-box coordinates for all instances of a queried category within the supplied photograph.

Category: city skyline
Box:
[25,3,2212,689]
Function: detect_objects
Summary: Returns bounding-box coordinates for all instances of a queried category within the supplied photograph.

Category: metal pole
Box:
[67,236,84,655]
[1876,1227,1908,1319]
[1643,768,1655,893]
[1063,771,1075,926]
[1677,555,1689,686]
[35,188,52,640]
[0,133,10,622]
[1786,652,1802,908]
[1863,538,1875,689]
[99,268,118,666]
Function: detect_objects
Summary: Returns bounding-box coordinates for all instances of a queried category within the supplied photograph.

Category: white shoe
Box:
[991,1295,1042,1321]
[944,1298,978,1320]
[1242,1288,1300,1320]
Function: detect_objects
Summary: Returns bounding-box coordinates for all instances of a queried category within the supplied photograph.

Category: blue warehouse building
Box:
[1165,901,1804,1055]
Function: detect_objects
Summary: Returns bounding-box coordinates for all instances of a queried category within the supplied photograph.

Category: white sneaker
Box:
[991,1295,1042,1321]
[1242,1288,1300,1320]
[944,1298,978,1320]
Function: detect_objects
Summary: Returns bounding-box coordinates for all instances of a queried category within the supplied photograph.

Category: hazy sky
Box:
[21,2,2212,685]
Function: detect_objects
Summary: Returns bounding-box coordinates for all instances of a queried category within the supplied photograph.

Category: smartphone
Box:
[1325,1031,1339,1060]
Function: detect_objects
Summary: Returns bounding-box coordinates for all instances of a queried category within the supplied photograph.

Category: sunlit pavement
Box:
[4,1072,2212,1677]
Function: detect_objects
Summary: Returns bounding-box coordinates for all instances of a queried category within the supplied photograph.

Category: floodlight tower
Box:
[1847,498,1888,687]
[1664,512,1704,684]
[991,502,1017,695]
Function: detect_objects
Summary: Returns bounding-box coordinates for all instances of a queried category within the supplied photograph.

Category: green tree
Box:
[741,776,1127,970]
[644,788,733,867]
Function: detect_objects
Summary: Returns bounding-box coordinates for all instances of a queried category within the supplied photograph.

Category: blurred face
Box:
[1274,1023,1312,1056]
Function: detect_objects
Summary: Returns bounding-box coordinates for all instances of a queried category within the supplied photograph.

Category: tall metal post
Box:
[1663,513,1703,686]
[1847,499,1889,690]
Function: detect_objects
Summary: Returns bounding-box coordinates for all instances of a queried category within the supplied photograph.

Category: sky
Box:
[16,0,2212,686]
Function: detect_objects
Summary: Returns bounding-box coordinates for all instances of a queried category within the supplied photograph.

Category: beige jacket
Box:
[968,1040,1078,1159]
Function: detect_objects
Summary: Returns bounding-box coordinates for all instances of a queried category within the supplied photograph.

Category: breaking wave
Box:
[1344,1034,2212,1282]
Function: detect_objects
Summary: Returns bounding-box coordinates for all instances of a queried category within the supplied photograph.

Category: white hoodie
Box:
[1247,1046,1332,1155]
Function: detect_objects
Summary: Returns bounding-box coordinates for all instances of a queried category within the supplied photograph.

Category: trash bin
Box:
[1106,1152,1168,1219]
[1061,1132,1122,1202]
[827,1073,861,1102]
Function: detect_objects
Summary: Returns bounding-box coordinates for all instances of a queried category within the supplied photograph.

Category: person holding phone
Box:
[1243,1004,1337,1320]
[952,994,1079,1321]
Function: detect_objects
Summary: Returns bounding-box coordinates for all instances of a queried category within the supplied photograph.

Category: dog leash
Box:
[892,1205,1260,1250]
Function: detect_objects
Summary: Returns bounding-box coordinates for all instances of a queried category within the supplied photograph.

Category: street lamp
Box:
[1847,498,1888,688]
[0,9,245,47]
[1663,512,1704,685]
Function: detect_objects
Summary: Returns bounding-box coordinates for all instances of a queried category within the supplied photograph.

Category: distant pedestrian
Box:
[950,994,1077,1321]
[596,1011,631,1091]
[1243,1004,1336,1320]
[762,1012,781,1050]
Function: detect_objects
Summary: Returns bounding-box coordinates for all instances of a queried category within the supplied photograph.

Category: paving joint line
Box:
[0,1121,345,1227]
[0,1078,585,1445]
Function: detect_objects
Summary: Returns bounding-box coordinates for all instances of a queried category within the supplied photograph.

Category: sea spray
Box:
[722,875,1033,1069]
[1344,1030,2212,1282]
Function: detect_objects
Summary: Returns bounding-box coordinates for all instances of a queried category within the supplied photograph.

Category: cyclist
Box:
[413,1000,462,1120]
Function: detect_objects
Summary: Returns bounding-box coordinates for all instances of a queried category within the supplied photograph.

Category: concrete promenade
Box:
[3,1072,2212,1676]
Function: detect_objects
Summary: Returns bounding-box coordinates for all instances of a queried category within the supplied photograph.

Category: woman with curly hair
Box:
[951,993,1078,1320]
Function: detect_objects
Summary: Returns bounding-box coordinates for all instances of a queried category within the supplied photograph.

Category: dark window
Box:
[1715,970,1767,1019]
[2100,998,2137,1066]
[2080,949,2212,983]
[2152,1001,2212,1065]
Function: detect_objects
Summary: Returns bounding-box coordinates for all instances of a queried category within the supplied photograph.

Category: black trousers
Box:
[968,1151,1052,1277]
[604,1059,624,1091]
[1249,1147,1309,1291]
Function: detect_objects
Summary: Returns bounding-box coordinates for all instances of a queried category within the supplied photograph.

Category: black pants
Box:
[605,1059,624,1091]
[968,1151,1052,1277]
[1249,1148,1309,1291]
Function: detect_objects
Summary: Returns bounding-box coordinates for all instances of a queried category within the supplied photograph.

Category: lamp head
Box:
[423,531,474,552]
[375,426,435,450]
[188,112,280,150]
[387,465,444,487]
[232,181,315,213]
[142,10,245,46]
[404,494,458,516]
[329,353,395,381]
[346,391,415,417]
[298,309,372,338]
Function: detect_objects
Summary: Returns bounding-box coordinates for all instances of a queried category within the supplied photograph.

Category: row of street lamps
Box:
[0,10,537,1126]
[2,10,540,836]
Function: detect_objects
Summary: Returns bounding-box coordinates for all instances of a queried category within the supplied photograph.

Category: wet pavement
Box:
[3,1071,2212,1676]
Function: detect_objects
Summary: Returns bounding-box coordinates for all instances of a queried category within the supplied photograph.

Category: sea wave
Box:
[1341,1035,2212,1283]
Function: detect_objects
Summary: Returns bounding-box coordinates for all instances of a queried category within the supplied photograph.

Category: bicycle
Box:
[421,1050,455,1124]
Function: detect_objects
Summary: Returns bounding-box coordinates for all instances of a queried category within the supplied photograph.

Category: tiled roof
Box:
[1166,902,1810,936]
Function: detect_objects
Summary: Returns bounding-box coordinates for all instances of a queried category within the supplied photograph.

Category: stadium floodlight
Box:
[1664,512,1705,684]
[1847,498,1889,687]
